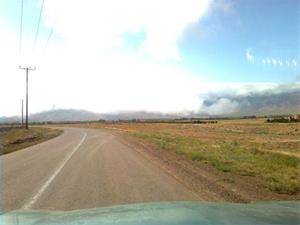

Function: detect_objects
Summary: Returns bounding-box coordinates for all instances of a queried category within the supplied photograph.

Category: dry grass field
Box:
[71,119,300,196]
[0,127,62,155]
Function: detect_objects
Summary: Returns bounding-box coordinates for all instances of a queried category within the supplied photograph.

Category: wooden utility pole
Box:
[21,99,24,127]
[19,66,36,129]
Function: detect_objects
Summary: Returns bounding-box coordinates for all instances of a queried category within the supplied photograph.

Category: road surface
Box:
[1,127,198,211]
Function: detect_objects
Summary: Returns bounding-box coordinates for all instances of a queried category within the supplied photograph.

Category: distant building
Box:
[289,114,300,122]
[266,114,300,123]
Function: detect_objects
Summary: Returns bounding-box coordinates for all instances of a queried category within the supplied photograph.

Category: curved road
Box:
[1,127,198,211]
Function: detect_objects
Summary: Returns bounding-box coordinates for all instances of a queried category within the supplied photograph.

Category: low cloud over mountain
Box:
[199,83,300,116]
[1,83,299,123]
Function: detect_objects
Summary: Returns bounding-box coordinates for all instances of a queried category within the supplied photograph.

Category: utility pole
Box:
[21,99,24,127]
[19,66,36,129]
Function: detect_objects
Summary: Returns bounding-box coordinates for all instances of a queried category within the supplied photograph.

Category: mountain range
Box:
[1,88,299,123]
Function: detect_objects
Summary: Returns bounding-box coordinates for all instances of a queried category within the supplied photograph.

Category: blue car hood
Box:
[0,201,299,225]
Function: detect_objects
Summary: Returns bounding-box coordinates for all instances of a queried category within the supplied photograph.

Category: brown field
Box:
[68,119,300,196]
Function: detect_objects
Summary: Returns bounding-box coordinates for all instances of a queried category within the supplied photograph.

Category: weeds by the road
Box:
[132,130,300,195]
[1,127,62,155]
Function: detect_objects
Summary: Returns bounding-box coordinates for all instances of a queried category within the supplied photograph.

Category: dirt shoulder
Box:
[0,126,62,155]
[118,132,300,202]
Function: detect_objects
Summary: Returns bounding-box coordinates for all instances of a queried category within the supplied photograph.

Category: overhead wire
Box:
[19,0,24,54]
[19,0,54,56]
[32,0,45,52]
[44,27,53,52]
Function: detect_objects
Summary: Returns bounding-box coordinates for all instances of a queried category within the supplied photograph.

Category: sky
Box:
[0,0,299,116]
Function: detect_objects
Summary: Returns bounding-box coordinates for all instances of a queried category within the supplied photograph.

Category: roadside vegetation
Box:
[1,127,62,155]
[132,130,300,195]
[71,119,300,195]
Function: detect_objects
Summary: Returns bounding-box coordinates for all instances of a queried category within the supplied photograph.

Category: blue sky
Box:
[0,0,299,116]
[178,0,299,83]
[1,0,299,82]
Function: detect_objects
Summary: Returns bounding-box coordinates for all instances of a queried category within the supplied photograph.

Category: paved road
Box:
[1,127,198,211]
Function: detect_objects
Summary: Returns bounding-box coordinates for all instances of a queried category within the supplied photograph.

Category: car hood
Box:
[0,201,299,225]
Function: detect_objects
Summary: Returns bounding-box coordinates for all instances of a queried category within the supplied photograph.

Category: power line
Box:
[44,28,53,52]
[19,0,24,54]
[32,0,45,52]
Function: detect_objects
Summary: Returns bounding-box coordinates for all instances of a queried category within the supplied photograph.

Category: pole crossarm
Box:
[19,66,36,71]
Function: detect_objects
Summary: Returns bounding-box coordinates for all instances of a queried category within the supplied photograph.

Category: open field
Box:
[0,127,62,155]
[68,119,300,196]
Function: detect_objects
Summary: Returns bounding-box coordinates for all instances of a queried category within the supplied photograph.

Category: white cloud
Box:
[0,0,215,116]
[201,98,239,115]
[44,0,212,61]
[0,29,282,117]
[271,58,277,66]
[260,57,297,68]
[0,45,207,115]
[199,83,300,115]
[246,49,254,62]
[292,59,298,67]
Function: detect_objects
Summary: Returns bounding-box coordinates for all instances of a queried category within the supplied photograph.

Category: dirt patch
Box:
[8,135,39,145]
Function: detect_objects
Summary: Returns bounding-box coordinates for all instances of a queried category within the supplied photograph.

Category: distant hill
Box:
[30,109,102,122]
[0,109,102,123]
[0,116,20,124]
[1,88,299,123]
[0,109,179,123]
[100,111,180,121]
